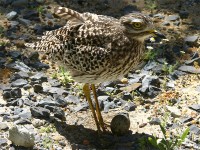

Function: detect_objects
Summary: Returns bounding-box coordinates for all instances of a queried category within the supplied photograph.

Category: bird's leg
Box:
[83,83,101,132]
[91,84,106,132]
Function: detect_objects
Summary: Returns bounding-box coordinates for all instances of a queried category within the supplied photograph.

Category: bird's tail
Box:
[54,6,85,25]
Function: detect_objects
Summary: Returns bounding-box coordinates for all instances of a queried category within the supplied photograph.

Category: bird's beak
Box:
[149,30,166,39]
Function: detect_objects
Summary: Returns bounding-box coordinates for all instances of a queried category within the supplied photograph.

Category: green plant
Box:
[37,6,45,14]
[144,49,158,61]
[43,136,53,149]
[145,0,157,13]
[162,62,179,75]
[59,66,74,85]
[0,25,4,37]
[148,125,190,150]
[39,124,56,133]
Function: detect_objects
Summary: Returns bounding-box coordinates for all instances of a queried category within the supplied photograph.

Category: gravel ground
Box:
[0,0,200,150]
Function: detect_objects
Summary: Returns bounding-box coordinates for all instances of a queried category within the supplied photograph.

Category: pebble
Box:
[6,61,31,72]
[149,117,161,125]
[6,11,17,20]
[190,125,200,135]
[8,125,35,147]
[33,84,43,93]
[0,122,9,130]
[0,138,7,147]
[32,119,45,128]
[73,102,89,112]
[166,15,180,21]
[178,65,200,74]
[123,102,136,112]
[11,79,28,87]
[104,101,116,113]
[30,72,48,83]
[18,18,31,26]
[64,95,80,104]
[166,105,181,117]
[184,35,199,44]
[189,104,200,112]
[30,106,50,118]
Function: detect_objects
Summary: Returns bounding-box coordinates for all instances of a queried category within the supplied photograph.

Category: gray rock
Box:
[3,88,22,99]
[18,18,31,26]
[6,11,17,20]
[166,106,181,117]
[37,98,59,107]
[122,92,133,101]
[173,21,180,26]
[178,65,200,73]
[14,118,32,125]
[30,72,47,83]
[189,104,200,112]
[48,79,61,87]
[104,101,116,113]
[0,138,7,147]
[32,119,45,128]
[105,87,115,93]
[153,13,165,19]
[64,95,80,104]
[10,21,19,28]
[11,71,29,81]
[179,11,189,19]
[54,96,68,107]
[190,125,200,135]
[74,102,89,112]
[98,95,110,102]
[11,79,28,87]
[139,75,159,93]
[166,15,180,21]
[30,107,50,118]
[43,87,69,96]
[11,0,28,7]
[184,35,199,44]
[180,117,193,123]
[18,109,32,120]
[8,125,35,147]
[33,84,43,93]
[6,61,31,72]
[124,102,136,112]
[162,21,170,26]
[149,117,161,125]
[0,122,9,130]
[54,107,66,120]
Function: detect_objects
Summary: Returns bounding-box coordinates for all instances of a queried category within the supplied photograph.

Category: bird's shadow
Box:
[53,119,156,150]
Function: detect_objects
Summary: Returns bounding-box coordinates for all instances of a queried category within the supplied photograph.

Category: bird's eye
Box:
[132,22,142,29]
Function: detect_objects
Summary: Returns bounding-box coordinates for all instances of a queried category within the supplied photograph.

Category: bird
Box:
[25,6,164,133]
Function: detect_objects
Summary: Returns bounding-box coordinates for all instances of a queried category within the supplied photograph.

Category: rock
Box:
[15,118,32,125]
[110,112,130,136]
[18,18,31,26]
[190,125,200,135]
[180,117,193,123]
[33,84,43,93]
[54,108,66,120]
[48,79,61,87]
[37,98,59,107]
[29,61,49,70]
[189,104,200,112]
[139,75,160,93]
[64,95,80,104]
[153,13,165,19]
[178,65,200,74]
[32,119,45,128]
[11,0,28,7]
[124,102,136,112]
[162,21,170,26]
[22,10,39,21]
[30,107,50,118]
[149,117,161,125]
[28,51,39,61]
[185,57,200,65]
[184,35,199,44]
[11,71,29,81]
[0,122,9,130]
[179,11,189,19]
[104,101,116,113]
[166,15,180,21]
[6,61,31,72]
[11,79,28,87]
[30,72,47,83]
[105,87,115,93]
[73,102,89,112]
[0,138,7,147]
[54,96,68,107]
[43,87,69,96]
[18,109,32,120]
[6,11,17,20]
[8,125,35,147]
[3,88,22,99]
[122,92,133,101]
[166,106,181,117]
[173,21,180,26]
[10,21,19,28]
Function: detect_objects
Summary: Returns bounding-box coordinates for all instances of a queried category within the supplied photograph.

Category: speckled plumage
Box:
[26,7,155,83]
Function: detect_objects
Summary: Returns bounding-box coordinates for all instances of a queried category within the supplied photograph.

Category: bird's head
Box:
[120,13,165,41]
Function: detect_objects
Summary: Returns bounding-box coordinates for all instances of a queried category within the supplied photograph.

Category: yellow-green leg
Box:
[91,84,106,132]
[83,83,100,132]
